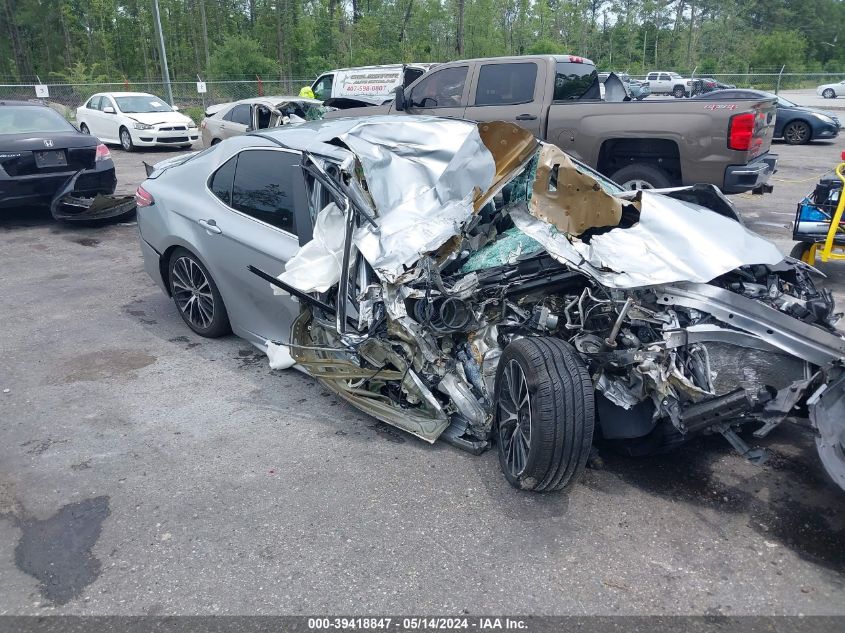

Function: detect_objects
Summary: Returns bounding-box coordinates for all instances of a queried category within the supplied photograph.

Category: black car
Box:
[692,89,840,144]
[0,100,133,220]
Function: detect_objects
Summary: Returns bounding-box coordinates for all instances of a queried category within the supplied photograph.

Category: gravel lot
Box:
[1,136,844,616]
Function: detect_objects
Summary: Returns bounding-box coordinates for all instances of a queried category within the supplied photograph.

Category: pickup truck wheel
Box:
[822,89,835,99]
[673,85,686,98]
[783,121,811,145]
[494,337,594,492]
[610,164,673,190]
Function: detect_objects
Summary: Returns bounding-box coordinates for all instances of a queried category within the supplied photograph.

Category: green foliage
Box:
[208,36,279,79]
[49,61,108,84]
[182,106,205,125]
[2,0,844,83]
[750,31,808,71]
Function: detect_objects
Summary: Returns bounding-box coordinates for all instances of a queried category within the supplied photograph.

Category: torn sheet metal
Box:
[340,118,496,282]
[278,202,346,293]
[512,191,784,288]
[529,144,622,235]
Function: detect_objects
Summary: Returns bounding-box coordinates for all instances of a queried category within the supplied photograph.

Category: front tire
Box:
[783,120,811,145]
[168,248,231,338]
[610,163,674,190]
[494,338,594,492]
[119,126,135,152]
[823,89,836,99]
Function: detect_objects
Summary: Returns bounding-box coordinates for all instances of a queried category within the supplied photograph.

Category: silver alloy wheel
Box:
[498,359,532,478]
[784,121,810,144]
[120,128,133,150]
[620,179,655,190]
[171,256,214,330]
[823,89,835,99]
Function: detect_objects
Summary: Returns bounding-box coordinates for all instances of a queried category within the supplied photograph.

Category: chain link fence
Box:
[0,78,314,123]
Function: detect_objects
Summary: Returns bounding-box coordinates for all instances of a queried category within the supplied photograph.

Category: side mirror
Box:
[395,87,406,111]
[172,105,180,111]
[103,106,115,114]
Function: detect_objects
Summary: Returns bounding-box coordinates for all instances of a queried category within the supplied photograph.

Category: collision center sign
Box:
[334,69,403,98]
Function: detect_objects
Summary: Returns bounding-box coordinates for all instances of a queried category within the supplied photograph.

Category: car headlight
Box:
[811,112,835,124]
[188,121,198,128]
[133,122,154,130]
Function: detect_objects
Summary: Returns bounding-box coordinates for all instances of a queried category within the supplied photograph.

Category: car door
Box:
[198,147,307,345]
[100,95,121,142]
[219,104,251,140]
[646,73,659,92]
[83,95,103,137]
[658,73,672,93]
[403,65,470,119]
[312,73,334,100]
[463,60,543,136]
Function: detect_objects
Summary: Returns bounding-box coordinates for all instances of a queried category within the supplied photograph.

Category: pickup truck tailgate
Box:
[720,97,777,193]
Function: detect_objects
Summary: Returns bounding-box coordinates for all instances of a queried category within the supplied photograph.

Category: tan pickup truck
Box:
[327,55,778,193]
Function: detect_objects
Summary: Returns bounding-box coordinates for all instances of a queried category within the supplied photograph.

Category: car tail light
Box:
[200,120,206,129]
[728,112,755,151]
[135,186,154,207]
[95,143,111,161]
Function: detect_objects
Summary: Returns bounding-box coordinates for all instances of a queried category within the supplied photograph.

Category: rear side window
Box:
[474,63,537,106]
[87,96,101,110]
[209,155,237,206]
[231,149,299,233]
[647,73,658,80]
[224,104,251,126]
[553,62,599,101]
[659,73,671,81]
[409,66,468,108]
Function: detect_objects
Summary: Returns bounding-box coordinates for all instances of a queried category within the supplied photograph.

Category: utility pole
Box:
[152,0,174,105]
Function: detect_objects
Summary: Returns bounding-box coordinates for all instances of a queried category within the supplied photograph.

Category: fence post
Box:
[776,65,785,94]
[257,75,263,97]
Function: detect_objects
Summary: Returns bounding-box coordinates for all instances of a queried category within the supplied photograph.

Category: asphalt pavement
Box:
[1,137,844,616]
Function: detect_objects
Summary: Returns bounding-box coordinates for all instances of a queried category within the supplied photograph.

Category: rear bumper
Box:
[0,163,116,208]
[722,153,777,194]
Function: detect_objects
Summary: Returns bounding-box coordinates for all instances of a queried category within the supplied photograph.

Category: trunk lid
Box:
[0,132,98,176]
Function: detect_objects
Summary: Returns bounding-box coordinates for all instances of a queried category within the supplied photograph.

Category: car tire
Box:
[673,85,686,98]
[789,241,815,264]
[822,89,836,99]
[167,247,231,338]
[610,163,674,190]
[119,126,135,152]
[494,337,594,492]
[79,123,90,134]
[783,120,811,145]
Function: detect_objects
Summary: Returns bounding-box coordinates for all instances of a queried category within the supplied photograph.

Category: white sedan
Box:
[75,92,198,151]
[817,79,845,99]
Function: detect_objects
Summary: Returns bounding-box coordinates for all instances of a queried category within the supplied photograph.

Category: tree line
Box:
[1,0,844,83]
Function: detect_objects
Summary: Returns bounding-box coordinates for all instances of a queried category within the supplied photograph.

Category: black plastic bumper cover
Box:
[49,170,136,221]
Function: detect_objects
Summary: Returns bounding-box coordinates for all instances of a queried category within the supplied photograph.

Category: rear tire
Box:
[494,338,594,492]
[822,89,835,99]
[79,123,90,134]
[610,163,674,190]
[673,85,686,98]
[167,248,231,338]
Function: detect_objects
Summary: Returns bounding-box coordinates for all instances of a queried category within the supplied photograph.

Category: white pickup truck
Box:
[645,71,693,98]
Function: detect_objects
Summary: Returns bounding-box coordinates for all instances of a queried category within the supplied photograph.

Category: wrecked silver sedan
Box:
[137,116,845,492]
